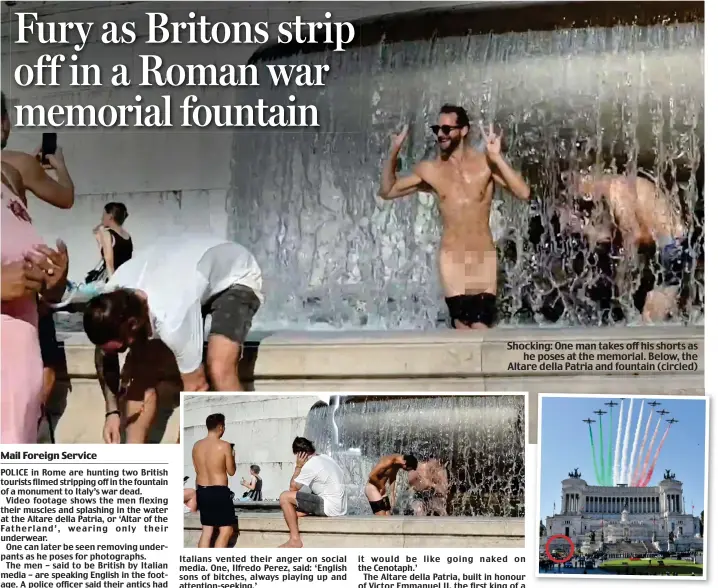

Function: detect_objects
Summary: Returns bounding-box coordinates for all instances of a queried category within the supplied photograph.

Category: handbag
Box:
[85,260,106,284]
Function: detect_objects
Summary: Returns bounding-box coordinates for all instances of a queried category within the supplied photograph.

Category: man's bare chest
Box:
[429,164,492,202]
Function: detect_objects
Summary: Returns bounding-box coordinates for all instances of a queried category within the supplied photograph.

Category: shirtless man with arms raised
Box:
[380,105,530,328]
[365,454,418,516]
[192,413,237,548]
[564,170,687,321]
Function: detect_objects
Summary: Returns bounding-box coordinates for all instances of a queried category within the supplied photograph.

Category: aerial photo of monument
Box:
[538,395,706,577]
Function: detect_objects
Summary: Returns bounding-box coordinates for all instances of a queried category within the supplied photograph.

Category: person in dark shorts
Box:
[379,105,530,330]
[633,236,690,318]
[564,168,687,321]
[444,295,497,329]
[82,235,263,444]
[365,454,418,515]
[192,413,237,548]
[38,302,61,392]
[278,437,347,548]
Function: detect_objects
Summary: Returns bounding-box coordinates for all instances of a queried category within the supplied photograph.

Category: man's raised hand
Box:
[479,122,503,159]
[390,125,409,153]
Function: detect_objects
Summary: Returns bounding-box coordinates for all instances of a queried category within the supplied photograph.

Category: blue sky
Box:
[539,396,707,521]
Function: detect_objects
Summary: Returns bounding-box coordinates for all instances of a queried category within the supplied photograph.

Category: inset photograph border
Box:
[536,393,708,579]
[180,391,527,548]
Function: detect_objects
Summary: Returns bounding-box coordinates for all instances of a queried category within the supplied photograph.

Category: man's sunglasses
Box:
[430,124,462,135]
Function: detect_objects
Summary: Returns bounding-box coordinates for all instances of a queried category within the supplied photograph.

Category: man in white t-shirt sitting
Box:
[83,235,263,443]
[278,436,347,548]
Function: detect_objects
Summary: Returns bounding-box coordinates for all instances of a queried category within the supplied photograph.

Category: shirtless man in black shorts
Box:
[380,105,530,328]
[365,454,418,515]
[563,169,687,321]
[191,413,237,548]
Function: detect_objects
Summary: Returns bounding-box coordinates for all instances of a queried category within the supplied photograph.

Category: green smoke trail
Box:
[608,408,614,486]
[588,425,601,485]
[598,415,606,486]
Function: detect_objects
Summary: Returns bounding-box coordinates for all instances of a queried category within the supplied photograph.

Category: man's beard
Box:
[438,137,459,155]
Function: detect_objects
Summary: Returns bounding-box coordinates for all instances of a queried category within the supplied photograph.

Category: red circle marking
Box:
[545,534,575,564]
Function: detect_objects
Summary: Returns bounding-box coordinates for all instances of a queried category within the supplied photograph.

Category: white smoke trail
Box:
[638,414,664,486]
[620,398,634,484]
[613,399,624,485]
[632,410,653,486]
[627,400,644,487]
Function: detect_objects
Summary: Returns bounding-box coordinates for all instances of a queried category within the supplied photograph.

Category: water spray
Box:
[329,395,342,453]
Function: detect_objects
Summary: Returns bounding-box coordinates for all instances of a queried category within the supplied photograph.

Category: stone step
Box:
[58,327,704,378]
[183,513,524,548]
[48,327,703,444]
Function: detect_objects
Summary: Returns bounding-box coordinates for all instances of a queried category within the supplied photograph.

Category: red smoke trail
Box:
[638,415,663,485]
[631,410,653,486]
[641,423,673,486]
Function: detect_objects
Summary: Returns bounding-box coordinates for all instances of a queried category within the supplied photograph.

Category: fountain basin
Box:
[182,512,524,548]
[48,327,703,445]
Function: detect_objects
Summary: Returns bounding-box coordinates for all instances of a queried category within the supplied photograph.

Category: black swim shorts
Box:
[445,293,498,328]
[414,489,437,502]
[658,239,688,288]
[633,240,690,313]
[196,485,237,528]
[296,491,326,517]
[369,496,391,514]
[202,285,261,345]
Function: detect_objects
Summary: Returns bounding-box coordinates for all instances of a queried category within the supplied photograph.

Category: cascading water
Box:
[229,7,704,330]
[304,395,525,517]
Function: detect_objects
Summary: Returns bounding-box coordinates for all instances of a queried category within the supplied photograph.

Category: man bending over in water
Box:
[365,454,418,515]
[192,413,237,548]
[380,105,530,328]
[408,459,449,516]
[566,169,687,321]
[83,234,263,443]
